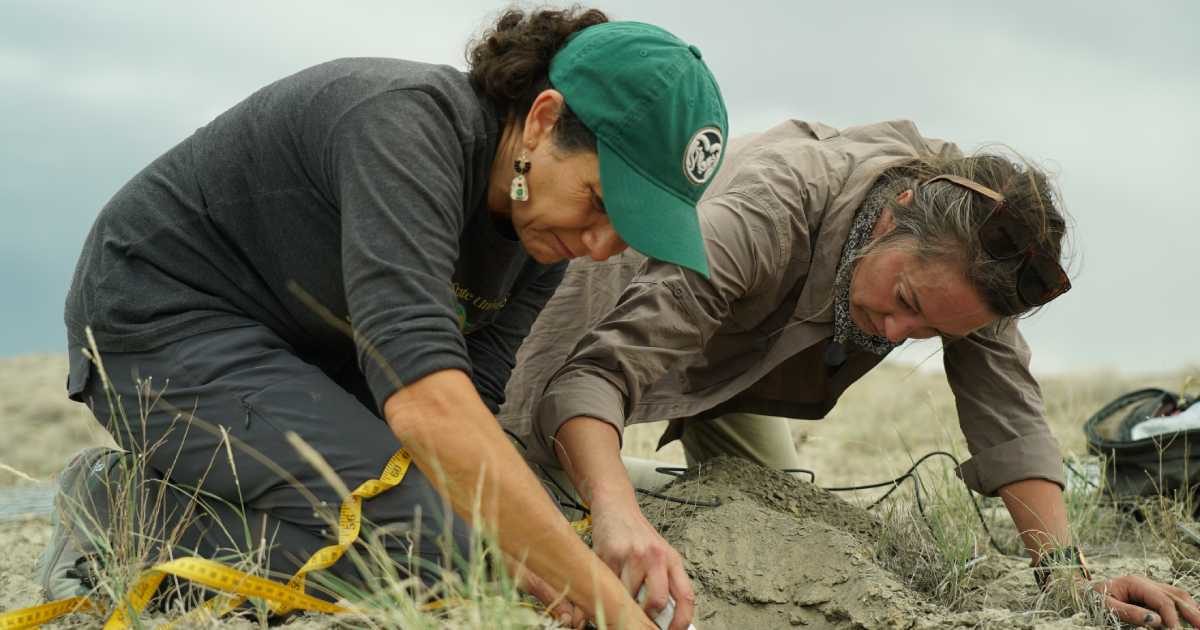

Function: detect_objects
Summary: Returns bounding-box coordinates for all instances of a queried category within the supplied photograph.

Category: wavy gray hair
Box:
[860,154,1071,318]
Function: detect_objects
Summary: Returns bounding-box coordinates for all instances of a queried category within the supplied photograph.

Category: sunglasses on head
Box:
[923,174,1070,310]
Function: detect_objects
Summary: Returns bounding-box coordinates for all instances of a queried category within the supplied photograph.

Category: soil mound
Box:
[638,457,1114,628]
[640,457,935,629]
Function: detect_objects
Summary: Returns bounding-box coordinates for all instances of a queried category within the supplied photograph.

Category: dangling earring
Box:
[510,152,531,202]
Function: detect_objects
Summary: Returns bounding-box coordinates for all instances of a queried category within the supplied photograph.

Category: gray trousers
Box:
[67,323,470,595]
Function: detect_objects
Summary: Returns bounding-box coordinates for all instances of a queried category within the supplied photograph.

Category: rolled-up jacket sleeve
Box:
[944,320,1064,495]
[534,189,791,460]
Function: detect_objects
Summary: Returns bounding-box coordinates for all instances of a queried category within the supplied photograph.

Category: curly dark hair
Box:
[466,6,607,153]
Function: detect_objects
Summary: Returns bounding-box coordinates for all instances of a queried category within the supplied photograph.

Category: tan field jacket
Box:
[498,119,1063,496]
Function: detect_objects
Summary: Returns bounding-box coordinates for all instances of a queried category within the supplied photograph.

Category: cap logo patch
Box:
[684,127,723,185]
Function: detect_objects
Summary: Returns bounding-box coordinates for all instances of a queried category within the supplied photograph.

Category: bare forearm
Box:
[1000,479,1200,626]
[556,416,699,628]
[384,370,647,627]
[998,478,1071,560]
[555,416,638,511]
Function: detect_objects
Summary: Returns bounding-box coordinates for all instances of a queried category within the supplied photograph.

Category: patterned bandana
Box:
[831,178,904,356]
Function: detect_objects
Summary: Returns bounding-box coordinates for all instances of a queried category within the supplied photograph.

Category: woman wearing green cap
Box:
[48,7,725,627]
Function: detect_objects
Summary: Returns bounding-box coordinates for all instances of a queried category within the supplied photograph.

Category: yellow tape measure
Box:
[0,447,578,630]
[0,598,96,629]
[2,449,410,629]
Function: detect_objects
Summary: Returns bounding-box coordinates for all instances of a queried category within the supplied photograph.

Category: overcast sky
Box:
[1,0,1197,375]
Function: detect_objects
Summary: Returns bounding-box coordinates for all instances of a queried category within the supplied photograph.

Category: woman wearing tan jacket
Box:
[501,119,1199,629]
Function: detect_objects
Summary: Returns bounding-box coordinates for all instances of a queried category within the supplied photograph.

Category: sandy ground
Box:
[2,352,1198,628]
[0,353,115,485]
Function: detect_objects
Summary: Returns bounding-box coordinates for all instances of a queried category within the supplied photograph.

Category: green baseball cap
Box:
[550,22,728,278]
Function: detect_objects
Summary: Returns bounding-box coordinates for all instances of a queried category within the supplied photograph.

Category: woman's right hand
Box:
[591,491,696,630]
[383,373,653,630]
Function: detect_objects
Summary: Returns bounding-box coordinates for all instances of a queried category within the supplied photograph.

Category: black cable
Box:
[1063,459,1101,490]
[664,451,1011,555]
[911,471,925,516]
[535,462,591,515]
[668,453,1013,555]
[502,428,528,451]
[516,446,710,511]
[511,428,1002,551]
[777,468,817,483]
[504,429,594,514]
[656,465,818,484]
[635,487,721,508]
[822,450,1013,556]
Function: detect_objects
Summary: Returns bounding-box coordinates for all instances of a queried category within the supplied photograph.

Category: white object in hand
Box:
[637,585,697,630]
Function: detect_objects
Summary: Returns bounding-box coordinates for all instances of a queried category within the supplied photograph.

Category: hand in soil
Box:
[513,562,588,628]
[591,494,696,629]
[1093,575,1200,628]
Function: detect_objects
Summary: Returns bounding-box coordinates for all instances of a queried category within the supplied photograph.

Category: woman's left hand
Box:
[1091,575,1200,628]
[515,563,588,628]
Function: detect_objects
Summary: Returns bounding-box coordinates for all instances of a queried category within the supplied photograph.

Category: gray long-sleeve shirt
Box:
[66,58,563,412]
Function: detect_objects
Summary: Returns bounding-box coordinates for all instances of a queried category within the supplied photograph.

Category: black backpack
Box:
[1084,388,1200,511]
